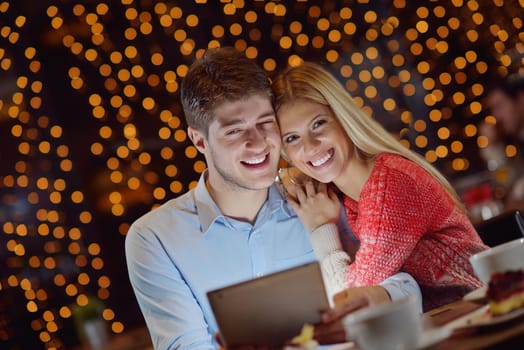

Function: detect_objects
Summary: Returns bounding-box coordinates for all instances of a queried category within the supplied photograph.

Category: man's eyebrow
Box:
[216,118,244,128]
[257,112,277,120]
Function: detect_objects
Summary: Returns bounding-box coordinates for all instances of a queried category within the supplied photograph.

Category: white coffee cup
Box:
[469,238,524,284]
[342,296,422,350]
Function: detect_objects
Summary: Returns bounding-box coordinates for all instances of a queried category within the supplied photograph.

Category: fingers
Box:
[313,320,347,345]
[313,298,369,345]
[321,297,368,323]
[215,333,224,348]
[327,186,339,201]
[304,179,319,196]
[297,179,326,201]
[294,183,307,203]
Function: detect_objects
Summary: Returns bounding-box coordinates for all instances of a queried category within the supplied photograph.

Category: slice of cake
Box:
[486,269,524,316]
[283,324,318,350]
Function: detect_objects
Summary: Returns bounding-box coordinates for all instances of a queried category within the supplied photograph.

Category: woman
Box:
[272,61,488,311]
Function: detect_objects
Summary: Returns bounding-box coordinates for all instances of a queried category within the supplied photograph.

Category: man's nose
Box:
[245,128,267,147]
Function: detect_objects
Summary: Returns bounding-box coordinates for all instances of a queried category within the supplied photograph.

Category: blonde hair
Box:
[272,61,463,207]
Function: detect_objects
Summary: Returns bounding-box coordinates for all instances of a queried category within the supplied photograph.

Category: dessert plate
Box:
[462,285,487,302]
[322,329,452,350]
[449,304,524,329]
[325,327,452,350]
[417,326,452,349]
[325,341,355,350]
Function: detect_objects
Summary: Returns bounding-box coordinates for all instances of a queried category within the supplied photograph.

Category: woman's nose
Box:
[303,134,321,153]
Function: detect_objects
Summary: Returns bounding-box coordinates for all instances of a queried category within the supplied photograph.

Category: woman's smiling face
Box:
[277,98,355,184]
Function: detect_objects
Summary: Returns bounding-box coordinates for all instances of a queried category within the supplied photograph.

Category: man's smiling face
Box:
[197,94,282,191]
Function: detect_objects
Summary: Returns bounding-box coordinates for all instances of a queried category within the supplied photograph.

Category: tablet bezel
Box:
[206,261,329,348]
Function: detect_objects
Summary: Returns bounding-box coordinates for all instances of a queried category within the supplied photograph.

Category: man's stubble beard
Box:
[208,147,277,192]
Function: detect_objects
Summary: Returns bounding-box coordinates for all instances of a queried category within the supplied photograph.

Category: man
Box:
[125,47,421,350]
[484,74,524,205]
[486,74,524,151]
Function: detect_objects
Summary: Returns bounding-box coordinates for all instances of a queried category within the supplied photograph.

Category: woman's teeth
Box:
[311,150,333,167]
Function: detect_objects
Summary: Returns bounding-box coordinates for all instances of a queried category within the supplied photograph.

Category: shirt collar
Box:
[194,170,294,234]
[268,181,295,218]
[194,170,223,233]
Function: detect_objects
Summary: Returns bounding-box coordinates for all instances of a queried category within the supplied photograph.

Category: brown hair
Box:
[180,47,272,136]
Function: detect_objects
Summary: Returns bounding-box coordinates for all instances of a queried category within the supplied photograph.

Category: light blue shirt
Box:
[125,171,421,350]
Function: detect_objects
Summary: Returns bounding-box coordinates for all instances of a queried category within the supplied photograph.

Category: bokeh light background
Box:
[1,0,524,349]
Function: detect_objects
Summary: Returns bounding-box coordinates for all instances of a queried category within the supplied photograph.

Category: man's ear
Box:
[187,126,206,154]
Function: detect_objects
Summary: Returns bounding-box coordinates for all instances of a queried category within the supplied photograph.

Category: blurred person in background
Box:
[483,74,524,209]
[488,74,524,148]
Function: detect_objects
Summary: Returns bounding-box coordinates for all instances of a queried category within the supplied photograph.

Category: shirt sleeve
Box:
[125,224,215,350]
[380,272,423,313]
[346,163,446,286]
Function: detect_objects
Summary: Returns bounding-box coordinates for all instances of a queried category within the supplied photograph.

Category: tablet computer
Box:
[207,261,329,348]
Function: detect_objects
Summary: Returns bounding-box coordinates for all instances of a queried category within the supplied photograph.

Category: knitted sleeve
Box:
[345,159,451,287]
[309,223,352,304]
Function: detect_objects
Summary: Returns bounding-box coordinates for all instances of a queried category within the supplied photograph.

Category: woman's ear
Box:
[187,126,206,154]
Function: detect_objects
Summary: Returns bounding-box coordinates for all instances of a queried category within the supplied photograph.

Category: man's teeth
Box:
[244,155,266,164]
[311,151,332,167]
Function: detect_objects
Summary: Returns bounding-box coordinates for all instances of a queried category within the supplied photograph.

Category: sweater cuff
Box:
[310,223,343,261]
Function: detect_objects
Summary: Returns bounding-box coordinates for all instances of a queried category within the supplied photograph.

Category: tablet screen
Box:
[207,261,329,348]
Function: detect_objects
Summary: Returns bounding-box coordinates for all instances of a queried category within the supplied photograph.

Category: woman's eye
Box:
[312,119,327,129]
[284,135,298,143]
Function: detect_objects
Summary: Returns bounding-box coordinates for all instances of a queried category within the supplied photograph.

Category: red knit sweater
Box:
[343,153,488,310]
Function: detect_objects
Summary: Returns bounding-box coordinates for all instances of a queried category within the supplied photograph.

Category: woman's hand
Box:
[333,286,391,308]
[313,286,391,344]
[313,296,368,344]
[286,180,341,232]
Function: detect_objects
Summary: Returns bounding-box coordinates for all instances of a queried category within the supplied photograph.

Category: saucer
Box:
[417,327,452,349]
[446,304,524,330]
[462,285,487,302]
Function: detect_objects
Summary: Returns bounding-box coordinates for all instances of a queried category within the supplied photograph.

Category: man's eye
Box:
[226,129,241,136]
[258,119,277,130]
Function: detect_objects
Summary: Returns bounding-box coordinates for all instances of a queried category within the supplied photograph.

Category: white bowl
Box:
[469,238,524,284]
[342,296,422,350]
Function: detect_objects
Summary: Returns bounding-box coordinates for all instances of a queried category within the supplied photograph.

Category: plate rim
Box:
[453,304,524,329]
[462,285,487,302]
[417,326,452,349]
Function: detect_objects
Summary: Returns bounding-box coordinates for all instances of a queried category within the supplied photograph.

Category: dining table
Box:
[421,298,524,349]
[75,298,524,350]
